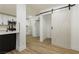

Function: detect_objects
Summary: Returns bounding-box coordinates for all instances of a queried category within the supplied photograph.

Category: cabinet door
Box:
[0,34,16,53]
[5,34,16,50]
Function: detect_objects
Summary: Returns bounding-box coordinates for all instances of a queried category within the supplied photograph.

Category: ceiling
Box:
[0,4,66,16]
[0,4,16,16]
[26,4,65,16]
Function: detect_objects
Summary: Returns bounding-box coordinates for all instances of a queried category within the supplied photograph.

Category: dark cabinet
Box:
[8,21,16,31]
[0,34,16,54]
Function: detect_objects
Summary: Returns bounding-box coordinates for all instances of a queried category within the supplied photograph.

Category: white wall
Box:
[31,16,40,37]
[71,5,79,51]
[16,4,26,51]
[35,19,40,37]
[40,15,44,42]
[43,15,47,39]
[26,17,32,35]
[29,16,38,37]
[31,17,36,37]
[43,14,51,38]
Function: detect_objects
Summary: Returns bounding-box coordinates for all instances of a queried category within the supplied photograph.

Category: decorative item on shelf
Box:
[8,19,16,31]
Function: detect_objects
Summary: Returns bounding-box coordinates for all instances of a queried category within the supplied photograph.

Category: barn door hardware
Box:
[36,4,76,16]
[68,4,71,10]
[51,9,53,14]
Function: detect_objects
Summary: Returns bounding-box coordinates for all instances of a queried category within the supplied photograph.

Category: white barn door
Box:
[51,8,71,48]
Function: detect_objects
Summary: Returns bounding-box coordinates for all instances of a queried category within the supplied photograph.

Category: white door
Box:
[71,5,79,51]
[51,8,71,48]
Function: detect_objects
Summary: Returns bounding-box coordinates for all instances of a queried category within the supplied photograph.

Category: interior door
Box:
[71,5,79,50]
[51,8,71,48]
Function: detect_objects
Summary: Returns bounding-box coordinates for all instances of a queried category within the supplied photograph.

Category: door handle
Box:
[51,27,53,29]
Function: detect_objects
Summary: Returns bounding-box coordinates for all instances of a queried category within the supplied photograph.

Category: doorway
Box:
[40,13,52,44]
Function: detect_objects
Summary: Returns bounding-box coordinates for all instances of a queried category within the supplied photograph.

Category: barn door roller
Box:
[68,4,71,10]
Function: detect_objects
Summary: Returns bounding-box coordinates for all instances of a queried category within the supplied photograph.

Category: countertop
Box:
[0,31,19,35]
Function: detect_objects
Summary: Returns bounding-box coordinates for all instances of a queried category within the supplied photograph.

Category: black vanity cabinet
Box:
[0,33,16,54]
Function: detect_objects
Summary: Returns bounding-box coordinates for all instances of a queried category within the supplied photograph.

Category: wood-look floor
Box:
[7,35,79,54]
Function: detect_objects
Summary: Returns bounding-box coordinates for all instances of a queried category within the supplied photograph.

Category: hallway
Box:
[7,36,79,54]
